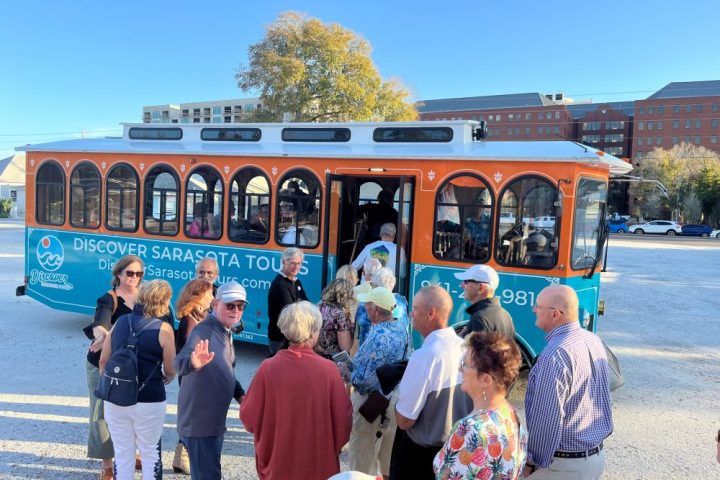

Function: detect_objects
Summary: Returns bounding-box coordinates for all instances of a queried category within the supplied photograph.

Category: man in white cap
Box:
[174,280,248,480]
[454,264,514,339]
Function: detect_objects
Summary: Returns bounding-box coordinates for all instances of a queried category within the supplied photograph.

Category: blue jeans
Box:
[183,434,224,480]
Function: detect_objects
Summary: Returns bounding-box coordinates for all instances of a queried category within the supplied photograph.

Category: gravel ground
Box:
[0,222,718,479]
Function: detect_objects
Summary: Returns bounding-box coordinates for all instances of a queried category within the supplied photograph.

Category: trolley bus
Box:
[18,120,631,363]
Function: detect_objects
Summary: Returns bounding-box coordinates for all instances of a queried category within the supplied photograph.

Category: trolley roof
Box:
[18,120,632,175]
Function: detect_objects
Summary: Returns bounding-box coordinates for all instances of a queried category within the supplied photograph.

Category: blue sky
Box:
[1,0,719,159]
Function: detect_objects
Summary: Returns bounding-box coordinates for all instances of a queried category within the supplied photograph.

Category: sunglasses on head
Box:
[125,270,144,278]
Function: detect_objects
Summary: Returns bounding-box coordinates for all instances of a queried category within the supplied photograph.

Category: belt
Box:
[554,442,604,459]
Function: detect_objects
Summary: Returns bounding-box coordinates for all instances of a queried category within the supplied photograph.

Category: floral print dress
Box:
[315,302,354,357]
[433,403,527,480]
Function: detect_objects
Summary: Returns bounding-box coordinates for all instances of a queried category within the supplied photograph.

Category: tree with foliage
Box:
[236,12,417,123]
[631,143,720,223]
[682,190,702,223]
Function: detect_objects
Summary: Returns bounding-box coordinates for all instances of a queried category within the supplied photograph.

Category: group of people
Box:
[84,249,614,480]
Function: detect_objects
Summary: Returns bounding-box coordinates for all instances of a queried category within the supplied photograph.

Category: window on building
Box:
[637,138,643,146]
[648,107,654,115]
[433,175,493,263]
[686,120,691,129]
[695,120,702,129]
[656,137,662,145]
[495,176,558,269]
[673,120,679,129]
[36,161,65,225]
[673,105,680,113]
[712,119,719,128]
[638,121,644,130]
[639,107,645,115]
[658,106,665,114]
[695,104,703,113]
[185,166,223,240]
[143,166,179,236]
[648,121,654,130]
[526,113,531,121]
[636,151,643,159]
[711,136,718,144]
[712,103,719,112]
[686,105,692,113]
[276,169,321,248]
[229,167,270,244]
[657,121,663,130]
[70,163,101,229]
[525,127,530,135]
[695,136,701,144]
[672,137,679,145]
[106,164,138,232]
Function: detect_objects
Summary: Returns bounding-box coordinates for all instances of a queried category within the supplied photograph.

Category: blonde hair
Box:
[335,265,358,286]
[138,280,172,318]
[321,278,354,318]
[111,255,144,288]
[176,279,213,319]
[278,301,322,344]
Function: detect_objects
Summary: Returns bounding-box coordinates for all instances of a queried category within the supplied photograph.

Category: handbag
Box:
[358,390,390,423]
[602,340,624,391]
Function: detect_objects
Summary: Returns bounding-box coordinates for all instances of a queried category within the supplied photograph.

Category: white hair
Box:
[196,256,218,274]
[278,301,322,344]
[282,247,304,262]
[371,267,396,291]
[363,257,382,277]
[380,223,396,238]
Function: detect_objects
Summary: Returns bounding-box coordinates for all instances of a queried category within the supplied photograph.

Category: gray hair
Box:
[363,257,382,278]
[371,267,396,291]
[196,256,219,275]
[380,222,396,238]
[281,247,304,262]
[278,301,322,344]
[335,265,358,286]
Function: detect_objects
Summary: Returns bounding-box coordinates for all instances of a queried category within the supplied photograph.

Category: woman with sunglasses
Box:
[171,278,214,475]
[82,254,145,480]
[433,332,527,480]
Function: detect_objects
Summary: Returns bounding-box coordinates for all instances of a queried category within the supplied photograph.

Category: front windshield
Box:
[571,178,607,270]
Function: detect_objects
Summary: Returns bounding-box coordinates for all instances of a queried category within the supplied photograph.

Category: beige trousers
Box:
[529,449,606,480]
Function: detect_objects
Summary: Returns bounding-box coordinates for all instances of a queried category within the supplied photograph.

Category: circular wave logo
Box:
[36,235,64,272]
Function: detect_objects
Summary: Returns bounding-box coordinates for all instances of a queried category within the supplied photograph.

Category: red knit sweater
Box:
[240,344,352,480]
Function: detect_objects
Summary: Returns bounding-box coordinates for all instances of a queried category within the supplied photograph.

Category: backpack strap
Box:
[126,316,163,392]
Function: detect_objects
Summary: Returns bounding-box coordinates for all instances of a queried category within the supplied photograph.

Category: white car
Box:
[711,229,720,238]
[533,216,556,228]
[629,220,682,236]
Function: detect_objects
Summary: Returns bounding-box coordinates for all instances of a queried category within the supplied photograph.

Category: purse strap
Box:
[127,316,163,391]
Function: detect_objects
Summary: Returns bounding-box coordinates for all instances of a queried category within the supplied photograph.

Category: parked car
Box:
[680,224,713,237]
[533,216,556,228]
[608,220,629,234]
[628,220,682,236]
[711,229,720,238]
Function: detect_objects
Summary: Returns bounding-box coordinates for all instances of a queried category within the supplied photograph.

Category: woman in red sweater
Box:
[240,301,352,480]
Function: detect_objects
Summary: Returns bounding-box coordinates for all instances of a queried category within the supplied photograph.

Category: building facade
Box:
[143,98,262,124]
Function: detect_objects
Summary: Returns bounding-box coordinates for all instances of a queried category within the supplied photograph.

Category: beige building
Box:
[143,98,262,124]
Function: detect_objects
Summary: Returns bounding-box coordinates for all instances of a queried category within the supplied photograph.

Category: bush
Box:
[0,198,12,218]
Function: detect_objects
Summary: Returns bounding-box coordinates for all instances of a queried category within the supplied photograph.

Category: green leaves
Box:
[235,11,417,123]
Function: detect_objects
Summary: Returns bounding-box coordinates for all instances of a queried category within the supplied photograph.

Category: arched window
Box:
[185,166,223,240]
[229,167,270,244]
[276,169,321,248]
[36,161,65,225]
[106,164,139,231]
[70,162,101,228]
[433,174,493,262]
[144,165,179,236]
[495,176,559,269]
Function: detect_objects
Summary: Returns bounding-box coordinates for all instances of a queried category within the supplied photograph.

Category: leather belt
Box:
[554,442,604,459]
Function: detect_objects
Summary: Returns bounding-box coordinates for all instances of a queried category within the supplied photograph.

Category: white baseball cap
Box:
[216,281,249,304]
[357,286,396,312]
[453,264,499,290]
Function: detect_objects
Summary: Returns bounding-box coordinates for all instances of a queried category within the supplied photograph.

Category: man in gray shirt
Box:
[174,281,247,480]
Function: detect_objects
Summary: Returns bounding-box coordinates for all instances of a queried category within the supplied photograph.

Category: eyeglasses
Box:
[224,302,245,311]
[198,270,217,277]
[460,279,480,285]
[460,357,477,370]
[285,261,302,267]
[125,271,144,278]
[533,304,565,314]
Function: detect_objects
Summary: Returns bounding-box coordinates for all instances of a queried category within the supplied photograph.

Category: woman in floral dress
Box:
[433,332,527,480]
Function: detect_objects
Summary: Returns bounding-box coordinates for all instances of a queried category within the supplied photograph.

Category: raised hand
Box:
[190,339,215,370]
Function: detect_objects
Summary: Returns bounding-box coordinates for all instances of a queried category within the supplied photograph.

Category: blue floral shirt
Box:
[351,317,408,395]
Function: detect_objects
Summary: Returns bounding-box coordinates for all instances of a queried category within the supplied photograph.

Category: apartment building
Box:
[143,98,262,124]
[633,81,720,165]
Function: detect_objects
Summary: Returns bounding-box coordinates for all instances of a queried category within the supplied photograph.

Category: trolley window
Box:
[36,161,65,225]
[571,178,607,271]
[70,162,101,229]
[128,127,183,140]
[433,174,493,262]
[201,128,261,142]
[143,166,179,236]
[230,168,271,244]
[106,164,139,232]
[276,169,321,247]
[373,127,453,143]
[496,176,558,269]
[185,166,223,240]
[282,128,351,142]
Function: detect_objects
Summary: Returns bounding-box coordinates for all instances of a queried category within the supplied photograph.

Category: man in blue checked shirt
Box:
[523,285,613,479]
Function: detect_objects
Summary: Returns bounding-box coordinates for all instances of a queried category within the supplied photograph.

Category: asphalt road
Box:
[0,221,718,479]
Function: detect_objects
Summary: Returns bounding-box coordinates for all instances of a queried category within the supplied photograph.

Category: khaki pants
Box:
[529,449,606,480]
[348,390,398,477]
[86,361,114,459]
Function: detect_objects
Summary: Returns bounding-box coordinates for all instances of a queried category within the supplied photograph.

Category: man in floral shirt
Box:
[349,287,409,478]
